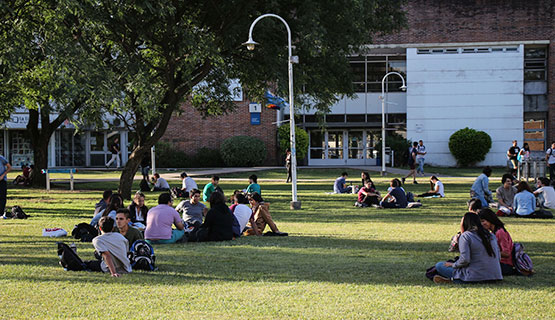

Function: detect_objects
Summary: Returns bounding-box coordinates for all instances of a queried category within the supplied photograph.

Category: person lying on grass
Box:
[379,179,407,209]
[478,208,517,276]
[244,192,287,236]
[434,212,502,284]
[87,216,132,277]
[416,175,445,198]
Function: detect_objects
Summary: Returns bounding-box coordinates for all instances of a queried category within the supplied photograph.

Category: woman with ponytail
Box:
[434,212,503,284]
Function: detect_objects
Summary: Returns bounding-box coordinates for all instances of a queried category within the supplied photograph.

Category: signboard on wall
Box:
[250,113,261,125]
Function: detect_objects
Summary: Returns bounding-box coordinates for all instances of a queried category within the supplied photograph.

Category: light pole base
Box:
[290,201,301,210]
[381,171,387,176]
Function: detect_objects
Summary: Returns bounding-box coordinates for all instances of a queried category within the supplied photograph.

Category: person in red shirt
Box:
[356,179,381,207]
[478,208,516,276]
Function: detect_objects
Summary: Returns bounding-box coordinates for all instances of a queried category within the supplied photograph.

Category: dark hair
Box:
[501,173,513,184]
[523,143,529,151]
[248,191,264,203]
[235,193,249,204]
[361,172,370,180]
[478,208,506,233]
[390,178,400,188]
[180,172,188,178]
[158,193,172,204]
[209,190,226,207]
[468,198,482,212]
[516,181,532,193]
[341,172,348,177]
[102,190,113,201]
[153,173,160,178]
[430,175,439,181]
[363,178,376,190]
[413,141,418,147]
[102,194,123,217]
[189,188,201,197]
[510,168,517,175]
[538,177,550,186]
[249,174,258,183]
[99,216,115,233]
[461,212,495,257]
[482,166,492,176]
[116,208,131,219]
[212,175,220,181]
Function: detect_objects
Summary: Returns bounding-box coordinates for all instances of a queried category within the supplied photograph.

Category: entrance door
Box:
[309,129,380,166]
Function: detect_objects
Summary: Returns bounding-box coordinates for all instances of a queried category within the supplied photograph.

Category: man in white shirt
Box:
[180,172,198,195]
[152,173,170,191]
[534,177,555,210]
[416,140,427,176]
[230,193,255,237]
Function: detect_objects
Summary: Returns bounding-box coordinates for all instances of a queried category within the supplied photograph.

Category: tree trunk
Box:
[118,146,149,200]
[29,142,48,187]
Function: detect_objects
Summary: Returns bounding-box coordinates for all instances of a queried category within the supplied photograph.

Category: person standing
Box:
[0,155,12,215]
[546,142,555,183]
[507,140,520,170]
[416,140,427,176]
[285,149,292,183]
[402,141,419,184]
[105,137,121,168]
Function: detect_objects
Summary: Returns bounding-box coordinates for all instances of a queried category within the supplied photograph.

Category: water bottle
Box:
[70,243,77,253]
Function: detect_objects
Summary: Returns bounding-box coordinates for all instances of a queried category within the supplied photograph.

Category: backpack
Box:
[3,206,28,219]
[513,242,535,276]
[57,242,87,271]
[128,240,157,271]
[171,187,187,199]
[406,192,415,203]
[139,179,150,192]
[71,223,99,242]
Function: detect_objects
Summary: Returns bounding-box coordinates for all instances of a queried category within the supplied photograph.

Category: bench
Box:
[41,168,78,191]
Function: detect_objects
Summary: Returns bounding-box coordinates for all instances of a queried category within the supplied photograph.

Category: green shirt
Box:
[246,183,261,195]
[117,226,143,249]
[203,183,215,202]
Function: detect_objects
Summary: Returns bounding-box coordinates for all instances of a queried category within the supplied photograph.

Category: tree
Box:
[0,1,104,186]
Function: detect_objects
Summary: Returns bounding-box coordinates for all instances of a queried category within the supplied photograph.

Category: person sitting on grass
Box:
[13,164,31,185]
[115,209,144,246]
[230,193,256,238]
[188,191,234,242]
[245,174,261,195]
[513,181,553,218]
[333,172,352,194]
[356,179,381,207]
[94,190,113,216]
[433,212,502,284]
[88,216,132,277]
[496,174,517,216]
[175,188,207,228]
[379,179,408,209]
[533,177,555,210]
[128,191,148,225]
[470,166,493,208]
[361,171,371,186]
[417,175,445,198]
[478,208,517,276]
[244,192,287,236]
[151,173,170,191]
[203,175,222,201]
[91,193,123,227]
[180,172,198,196]
[144,193,185,244]
[468,198,482,213]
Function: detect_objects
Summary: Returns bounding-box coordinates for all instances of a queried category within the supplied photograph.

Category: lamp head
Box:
[242,38,259,51]
[399,85,407,91]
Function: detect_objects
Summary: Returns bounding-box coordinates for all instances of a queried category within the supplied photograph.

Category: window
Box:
[523,117,545,151]
[349,55,407,93]
[524,47,547,81]
[309,131,324,159]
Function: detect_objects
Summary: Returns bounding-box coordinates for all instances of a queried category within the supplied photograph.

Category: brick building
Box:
[164,0,554,167]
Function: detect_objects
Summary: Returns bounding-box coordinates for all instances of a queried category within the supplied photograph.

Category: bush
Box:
[376,132,412,166]
[155,141,190,168]
[449,127,492,167]
[278,123,309,160]
[190,147,224,168]
[220,136,267,166]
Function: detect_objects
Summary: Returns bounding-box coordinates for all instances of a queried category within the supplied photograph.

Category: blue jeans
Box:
[146,229,185,244]
[472,193,489,208]
[417,158,425,174]
[435,261,453,278]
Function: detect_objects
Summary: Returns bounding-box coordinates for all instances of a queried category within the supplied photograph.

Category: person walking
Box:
[416,140,427,176]
[546,142,555,183]
[402,141,418,184]
[285,149,292,183]
[105,137,121,168]
[507,140,520,170]
[0,155,12,215]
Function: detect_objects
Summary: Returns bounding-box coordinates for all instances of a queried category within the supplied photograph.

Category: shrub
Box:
[220,136,267,166]
[155,141,190,168]
[278,123,309,160]
[448,127,492,167]
[190,147,224,168]
[376,132,412,166]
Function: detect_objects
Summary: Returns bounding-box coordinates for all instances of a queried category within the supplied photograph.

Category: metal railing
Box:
[518,159,546,182]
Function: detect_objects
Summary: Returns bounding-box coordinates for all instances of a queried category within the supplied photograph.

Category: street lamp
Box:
[380,72,406,176]
[244,13,301,210]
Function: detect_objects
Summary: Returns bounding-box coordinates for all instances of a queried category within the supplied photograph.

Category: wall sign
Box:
[250,113,261,125]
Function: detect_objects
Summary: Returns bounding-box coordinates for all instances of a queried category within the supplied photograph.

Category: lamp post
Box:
[380,72,406,176]
[244,13,301,209]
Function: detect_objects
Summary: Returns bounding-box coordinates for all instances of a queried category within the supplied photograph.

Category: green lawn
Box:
[1,170,554,319]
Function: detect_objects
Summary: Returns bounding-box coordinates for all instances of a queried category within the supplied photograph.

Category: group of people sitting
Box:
[82,174,287,276]
[471,166,554,218]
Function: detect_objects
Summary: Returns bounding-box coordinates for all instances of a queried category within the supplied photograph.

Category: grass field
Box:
[0,169,554,319]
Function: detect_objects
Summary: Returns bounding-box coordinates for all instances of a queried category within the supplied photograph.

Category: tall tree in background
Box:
[68,0,406,199]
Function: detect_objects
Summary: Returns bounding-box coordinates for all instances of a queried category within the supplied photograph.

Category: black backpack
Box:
[139,179,150,192]
[3,206,28,219]
[128,240,157,271]
[57,242,87,271]
[71,223,99,242]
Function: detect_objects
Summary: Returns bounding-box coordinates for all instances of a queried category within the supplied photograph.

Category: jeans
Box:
[0,179,6,216]
[417,158,425,174]
[472,193,489,208]
[435,261,454,278]
[145,229,185,244]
